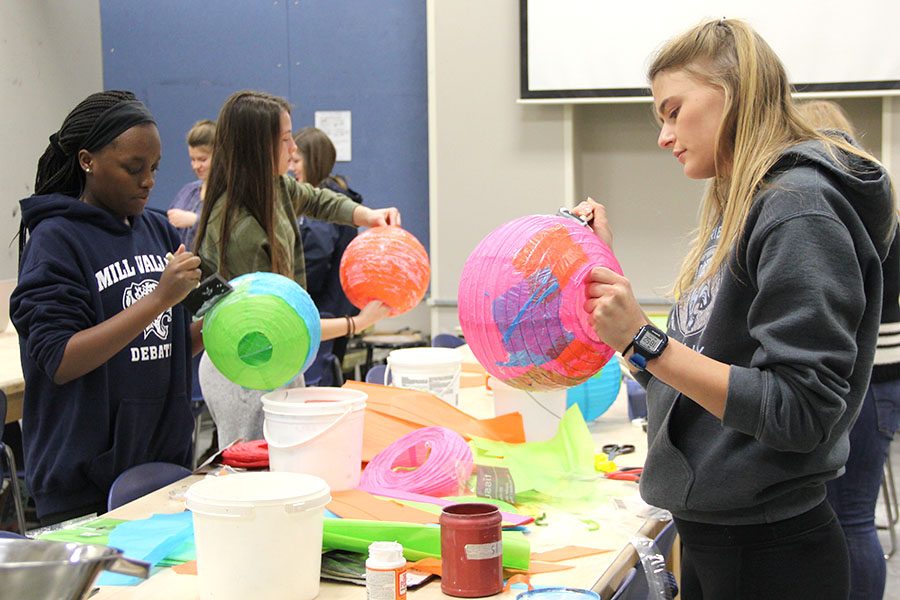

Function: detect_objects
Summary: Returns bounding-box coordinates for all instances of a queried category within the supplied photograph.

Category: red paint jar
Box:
[440,503,503,597]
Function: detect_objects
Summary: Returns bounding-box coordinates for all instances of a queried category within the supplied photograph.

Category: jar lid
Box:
[368,541,404,563]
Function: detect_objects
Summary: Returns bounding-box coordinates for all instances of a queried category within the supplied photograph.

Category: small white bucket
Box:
[490,376,568,442]
[186,471,331,600]
[262,387,367,491]
[385,347,462,405]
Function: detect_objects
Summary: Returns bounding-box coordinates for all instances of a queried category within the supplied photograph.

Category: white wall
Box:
[428,4,899,327]
[427,0,568,336]
[0,0,103,279]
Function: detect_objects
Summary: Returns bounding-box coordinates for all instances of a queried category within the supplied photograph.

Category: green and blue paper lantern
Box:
[202,272,321,390]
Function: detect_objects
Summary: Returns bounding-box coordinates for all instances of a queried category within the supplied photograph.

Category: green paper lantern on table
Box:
[202,272,321,390]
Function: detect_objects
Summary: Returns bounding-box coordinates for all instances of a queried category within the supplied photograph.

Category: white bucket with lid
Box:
[385,347,462,405]
[490,376,568,441]
[186,471,330,600]
[262,387,367,491]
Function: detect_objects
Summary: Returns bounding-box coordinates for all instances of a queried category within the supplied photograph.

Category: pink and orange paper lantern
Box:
[458,215,623,391]
[340,226,430,316]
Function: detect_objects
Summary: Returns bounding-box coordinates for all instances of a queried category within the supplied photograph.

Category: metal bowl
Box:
[0,539,149,600]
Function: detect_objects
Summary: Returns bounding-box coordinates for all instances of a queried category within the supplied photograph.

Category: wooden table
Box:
[89,374,656,599]
[0,322,24,424]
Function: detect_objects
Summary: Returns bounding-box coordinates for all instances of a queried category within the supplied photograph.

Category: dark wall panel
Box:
[100,0,429,251]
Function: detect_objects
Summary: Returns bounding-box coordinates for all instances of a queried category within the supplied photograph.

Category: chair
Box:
[654,519,678,558]
[0,391,26,535]
[879,447,899,559]
[107,462,192,511]
[432,333,465,349]
[611,520,679,600]
[625,377,648,421]
[608,567,637,600]
[365,364,391,385]
[0,530,25,539]
[189,353,209,469]
[360,331,427,374]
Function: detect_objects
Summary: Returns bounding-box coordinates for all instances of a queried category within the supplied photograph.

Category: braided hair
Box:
[33,90,137,197]
[21,90,146,263]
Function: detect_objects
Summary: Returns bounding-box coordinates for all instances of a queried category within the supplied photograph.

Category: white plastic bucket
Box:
[385,347,462,405]
[186,471,331,600]
[490,376,568,442]
[261,387,367,491]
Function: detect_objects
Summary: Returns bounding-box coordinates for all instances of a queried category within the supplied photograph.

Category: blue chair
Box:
[654,519,678,558]
[0,530,25,539]
[432,333,464,348]
[0,391,26,534]
[625,377,648,421]
[190,353,208,469]
[364,364,391,385]
[609,567,637,600]
[617,520,679,600]
[107,462,192,511]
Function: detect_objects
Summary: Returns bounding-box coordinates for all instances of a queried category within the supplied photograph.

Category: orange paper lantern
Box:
[340,226,430,315]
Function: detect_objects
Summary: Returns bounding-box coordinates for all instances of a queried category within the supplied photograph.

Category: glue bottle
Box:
[366,541,407,600]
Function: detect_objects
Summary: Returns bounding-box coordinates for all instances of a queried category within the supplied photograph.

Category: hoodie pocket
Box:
[87,396,165,493]
[640,381,695,510]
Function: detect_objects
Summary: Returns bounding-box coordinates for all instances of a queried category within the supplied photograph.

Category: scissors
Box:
[605,467,643,483]
[601,443,635,461]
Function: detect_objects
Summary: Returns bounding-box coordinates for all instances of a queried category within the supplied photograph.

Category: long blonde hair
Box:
[795,100,857,140]
[649,19,880,296]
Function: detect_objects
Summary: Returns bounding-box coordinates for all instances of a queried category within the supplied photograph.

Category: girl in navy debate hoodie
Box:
[11,91,203,525]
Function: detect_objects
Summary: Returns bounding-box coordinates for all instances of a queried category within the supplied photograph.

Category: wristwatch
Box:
[622,324,668,370]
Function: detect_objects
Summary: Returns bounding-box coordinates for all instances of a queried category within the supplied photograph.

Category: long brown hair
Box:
[649,19,881,297]
[194,90,292,277]
[293,127,337,187]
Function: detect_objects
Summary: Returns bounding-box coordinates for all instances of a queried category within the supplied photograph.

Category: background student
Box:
[289,127,362,385]
[194,90,397,445]
[11,90,203,525]
[168,118,215,250]
[575,19,895,598]
[797,99,900,600]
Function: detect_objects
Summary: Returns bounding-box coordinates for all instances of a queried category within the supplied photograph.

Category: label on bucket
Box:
[464,541,502,560]
[397,374,457,405]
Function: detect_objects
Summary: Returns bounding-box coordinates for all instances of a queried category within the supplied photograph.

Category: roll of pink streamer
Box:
[359,426,474,497]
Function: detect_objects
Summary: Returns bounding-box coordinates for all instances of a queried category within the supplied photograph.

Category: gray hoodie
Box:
[640,138,896,525]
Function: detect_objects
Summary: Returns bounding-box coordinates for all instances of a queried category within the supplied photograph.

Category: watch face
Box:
[636,327,666,354]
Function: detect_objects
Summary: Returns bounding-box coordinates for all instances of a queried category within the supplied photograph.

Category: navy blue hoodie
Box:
[11,193,193,519]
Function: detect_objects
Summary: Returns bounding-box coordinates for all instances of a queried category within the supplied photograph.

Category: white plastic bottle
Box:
[366,541,407,600]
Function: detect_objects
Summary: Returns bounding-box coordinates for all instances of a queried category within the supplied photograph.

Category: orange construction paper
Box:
[508,561,574,574]
[531,545,613,562]
[503,573,533,592]
[172,561,197,575]
[460,363,488,389]
[406,557,572,577]
[345,381,525,462]
[328,489,439,524]
[407,557,443,576]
